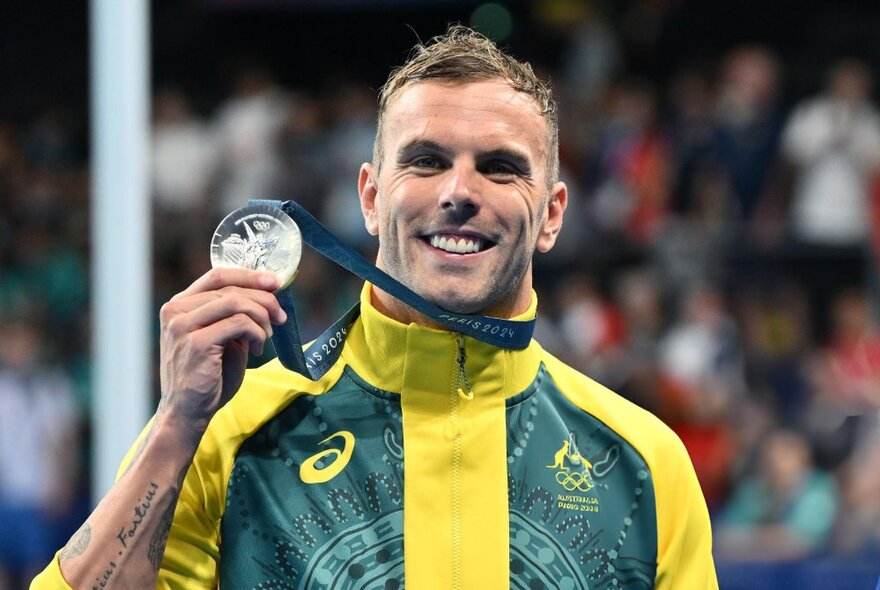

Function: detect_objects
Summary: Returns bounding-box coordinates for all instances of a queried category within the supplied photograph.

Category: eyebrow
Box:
[396,139,449,163]
[396,139,533,174]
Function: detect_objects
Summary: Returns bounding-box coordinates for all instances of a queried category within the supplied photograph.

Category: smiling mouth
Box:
[426,234,496,254]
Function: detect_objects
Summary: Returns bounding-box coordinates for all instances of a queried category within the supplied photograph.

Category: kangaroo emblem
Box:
[547,440,571,471]
[548,436,596,494]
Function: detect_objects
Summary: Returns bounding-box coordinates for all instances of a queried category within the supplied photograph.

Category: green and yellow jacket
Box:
[37,283,717,589]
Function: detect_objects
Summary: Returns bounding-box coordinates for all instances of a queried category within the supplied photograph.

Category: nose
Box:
[438,163,480,219]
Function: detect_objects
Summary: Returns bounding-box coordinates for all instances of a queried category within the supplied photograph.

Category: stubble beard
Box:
[377,236,533,317]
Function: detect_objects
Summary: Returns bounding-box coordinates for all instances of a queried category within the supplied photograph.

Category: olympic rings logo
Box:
[555,470,594,492]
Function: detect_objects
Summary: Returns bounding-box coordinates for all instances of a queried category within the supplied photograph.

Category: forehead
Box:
[381,79,549,161]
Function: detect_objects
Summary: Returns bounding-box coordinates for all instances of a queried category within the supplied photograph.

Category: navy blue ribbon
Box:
[247,199,536,379]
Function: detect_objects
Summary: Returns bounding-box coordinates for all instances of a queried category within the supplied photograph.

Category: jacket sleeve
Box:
[653,429,718,590]
[29,552,73,589]
[153,444,224,589]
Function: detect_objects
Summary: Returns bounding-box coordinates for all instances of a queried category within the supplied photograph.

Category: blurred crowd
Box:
[3,6,880,588]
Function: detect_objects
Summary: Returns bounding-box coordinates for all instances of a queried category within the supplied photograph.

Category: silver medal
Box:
[210,204,302,289]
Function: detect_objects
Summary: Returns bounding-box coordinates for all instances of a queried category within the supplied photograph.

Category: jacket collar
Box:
[342,283,543,400]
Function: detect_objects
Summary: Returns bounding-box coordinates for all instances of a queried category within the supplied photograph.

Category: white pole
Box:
[90,0,151,502]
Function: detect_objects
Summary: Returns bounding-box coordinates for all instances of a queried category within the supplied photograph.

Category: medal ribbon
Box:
[247,199,536,379]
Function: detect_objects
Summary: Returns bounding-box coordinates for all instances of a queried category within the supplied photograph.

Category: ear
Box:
[536,181,568,253]
[358,163,380,236]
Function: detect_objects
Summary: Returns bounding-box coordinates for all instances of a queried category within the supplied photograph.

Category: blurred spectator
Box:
[652,163,730,297]
[834,427,880,560]
[667,68,719,216]
[546,0,622,110]
[608,267,666,409]
[212,62,289,215]
[591,79,671,245]
[151,87,218,273]
[0,219,87,337]
[656,283,742,506]
[802,288,880,471]
[320,82,377,251]
[783,59,880,248]
[276,94,328,213]
[781,60,880,339]
[0,320,80,589]
[812,288,880,412]
[716,429,839,561]
[737,284,812,426]
[657,283,745,421]
[151,87,217,216]
[555,272,625,381]
[713,45,784,230]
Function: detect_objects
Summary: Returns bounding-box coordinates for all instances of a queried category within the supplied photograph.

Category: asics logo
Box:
[299,430,355,484]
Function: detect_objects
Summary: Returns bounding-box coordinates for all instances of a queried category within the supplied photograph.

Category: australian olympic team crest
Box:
[547,434,600,513]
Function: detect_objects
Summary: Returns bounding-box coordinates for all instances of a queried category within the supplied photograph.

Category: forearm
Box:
[58,415,200,589]
[43,267,282,588]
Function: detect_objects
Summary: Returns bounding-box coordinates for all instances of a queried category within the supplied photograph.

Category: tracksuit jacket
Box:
[35,283,717,589]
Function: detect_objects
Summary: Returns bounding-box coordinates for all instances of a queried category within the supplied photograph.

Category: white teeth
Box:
[430,235,484,254]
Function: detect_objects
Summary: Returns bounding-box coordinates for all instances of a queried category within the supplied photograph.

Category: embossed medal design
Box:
[210,204,302,289]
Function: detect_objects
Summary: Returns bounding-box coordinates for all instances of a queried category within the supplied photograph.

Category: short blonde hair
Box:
[374,25,559,184]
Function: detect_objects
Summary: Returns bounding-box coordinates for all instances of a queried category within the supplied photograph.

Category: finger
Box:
[173,268,279,301]
[164,287,287,325]
[190,312,269,356]
[167,293,275,341]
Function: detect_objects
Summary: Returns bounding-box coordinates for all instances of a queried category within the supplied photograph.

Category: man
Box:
[34,26,717,589]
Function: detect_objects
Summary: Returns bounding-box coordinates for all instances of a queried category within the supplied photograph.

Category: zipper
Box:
[450,334,471,589]
[456,335,474,400]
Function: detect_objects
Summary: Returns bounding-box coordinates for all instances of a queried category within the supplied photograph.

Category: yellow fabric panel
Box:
[458,383,509,589]
[349,283,540,590]
[541,350,719,589]
[29,551,71,589]
[399,334,512,590]
[400,336,456,588]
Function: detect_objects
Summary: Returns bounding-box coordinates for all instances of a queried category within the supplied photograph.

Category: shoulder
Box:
[202,356,346,453]
[539,349,690,468]
[184,356,348,518]
[539,351,716,587]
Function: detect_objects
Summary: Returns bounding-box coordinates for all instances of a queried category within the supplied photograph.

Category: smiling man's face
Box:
[358,79,567,321]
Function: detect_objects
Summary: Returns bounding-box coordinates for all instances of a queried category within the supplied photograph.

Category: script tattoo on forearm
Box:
[88,481,160,589]
[147,466,189,570]
[60,522,92,562]
[116,482,159,549]
[92,560,118,590]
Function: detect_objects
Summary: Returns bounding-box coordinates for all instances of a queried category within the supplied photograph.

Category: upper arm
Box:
[653,431,718,590]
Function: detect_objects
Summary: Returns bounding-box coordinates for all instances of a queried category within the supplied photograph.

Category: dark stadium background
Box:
[5,0,880,119]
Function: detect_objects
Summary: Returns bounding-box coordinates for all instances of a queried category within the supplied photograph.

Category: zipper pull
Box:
[456,335,474,401]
